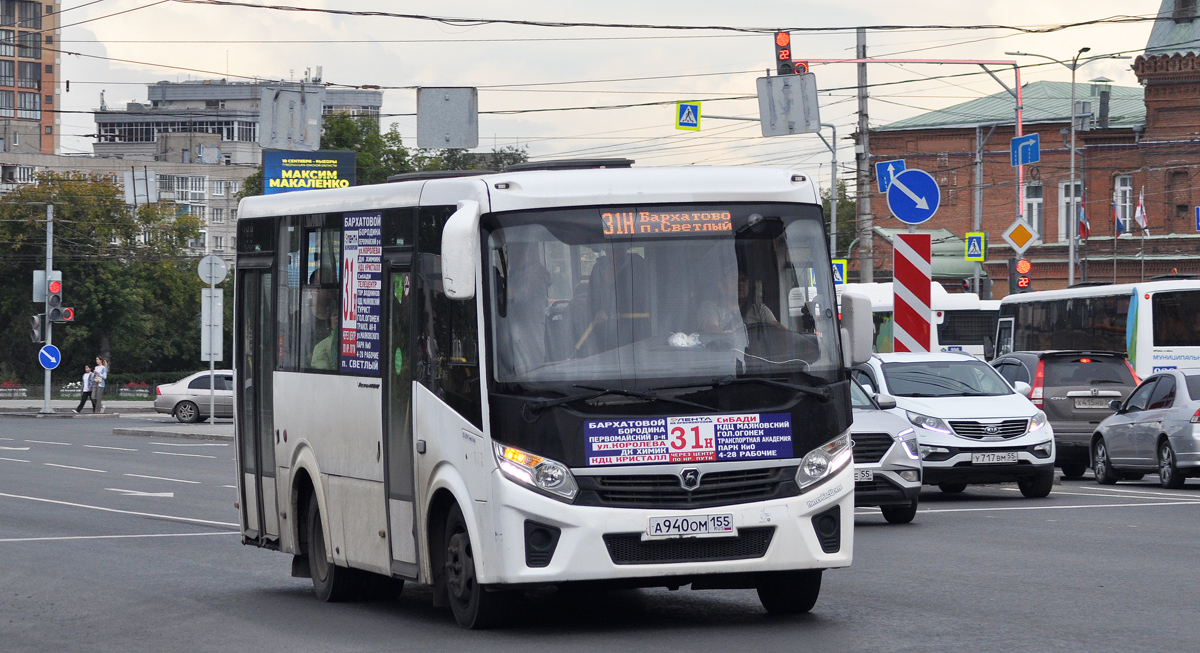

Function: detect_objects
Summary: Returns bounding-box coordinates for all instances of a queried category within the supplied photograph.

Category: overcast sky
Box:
[58,0,1164,181]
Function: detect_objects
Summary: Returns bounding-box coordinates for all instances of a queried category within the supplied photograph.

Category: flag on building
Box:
[1134,186,1150,235]
[1113,189,1125,235]
[1078,199,1091,240]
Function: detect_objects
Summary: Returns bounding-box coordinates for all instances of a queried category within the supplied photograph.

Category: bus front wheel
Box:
[307,499,359,602]
[444,503,511,628]
[756,569,822,614]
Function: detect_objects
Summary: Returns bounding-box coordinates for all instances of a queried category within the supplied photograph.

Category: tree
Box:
[823,180,856,260]
[321,115,414,184]
[0,172,204,383]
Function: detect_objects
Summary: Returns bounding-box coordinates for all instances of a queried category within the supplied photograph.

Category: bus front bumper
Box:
[476,464,854,587]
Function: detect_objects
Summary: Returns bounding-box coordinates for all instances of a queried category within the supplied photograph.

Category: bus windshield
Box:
[484,203,840,390]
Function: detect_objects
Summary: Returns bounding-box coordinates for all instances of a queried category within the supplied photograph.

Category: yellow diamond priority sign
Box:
[1002,220,1038,257]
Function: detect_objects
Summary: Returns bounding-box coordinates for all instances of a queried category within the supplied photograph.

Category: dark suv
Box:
[991,351,1138,478]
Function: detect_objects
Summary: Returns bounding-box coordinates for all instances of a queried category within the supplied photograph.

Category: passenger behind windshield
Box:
[881,360,1012,397]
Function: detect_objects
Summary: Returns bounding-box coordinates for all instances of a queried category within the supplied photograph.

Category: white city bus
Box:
[994,279,1200,378]
[836,282,999,358]
[233,164,873,628]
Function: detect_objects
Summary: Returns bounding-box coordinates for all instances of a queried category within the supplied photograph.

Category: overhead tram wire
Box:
[166,2,1160,36]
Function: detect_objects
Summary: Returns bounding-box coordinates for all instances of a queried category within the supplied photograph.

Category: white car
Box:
[851,353,1055,498]
[850,379,923,523]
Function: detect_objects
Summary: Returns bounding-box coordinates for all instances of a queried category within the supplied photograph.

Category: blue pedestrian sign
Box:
[38,344,61,370]
[675,101,700,131]
[1195,206,1200,232]
[1011,133,1040,167]
[875,160,905,193]
[831,259,847,285]
[965,232,986,262]
[886,168,941,225]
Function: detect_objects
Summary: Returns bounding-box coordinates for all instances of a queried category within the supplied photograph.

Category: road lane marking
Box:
[0,456,30,463]
[0,532,237,543]
[1078,485,1199,500]
[921,500,1200,514]
[0,491,239,528]
[107,488,175,498]
[152,451,217,459]
[124,473,200,485]
[26,440,71,446]
[221,485,236,488]
[84,445,138,452]
[44,463,106,473]
[150,442,229,447]
[1048,489,1197,502]
[0,437,13,441]
[0,446,31,451]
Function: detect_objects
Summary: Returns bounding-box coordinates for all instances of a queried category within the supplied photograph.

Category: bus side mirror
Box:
[441,200,482,300]
[841,290,873,367]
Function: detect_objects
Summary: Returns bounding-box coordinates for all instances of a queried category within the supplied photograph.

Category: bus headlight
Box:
[796,433,852,490]
[493,442,578,502]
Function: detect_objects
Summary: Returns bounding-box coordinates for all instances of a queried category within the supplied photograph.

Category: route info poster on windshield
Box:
[340,212,383,375]
[584,413,793,466]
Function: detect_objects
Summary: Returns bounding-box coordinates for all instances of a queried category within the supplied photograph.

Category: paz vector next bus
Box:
[232,162,875,628]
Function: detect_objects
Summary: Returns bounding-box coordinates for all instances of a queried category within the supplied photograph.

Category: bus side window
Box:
[277,216,302,371]
[301,222,342,372]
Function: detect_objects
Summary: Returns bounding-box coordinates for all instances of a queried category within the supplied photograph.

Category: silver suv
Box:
[850,380,922,523]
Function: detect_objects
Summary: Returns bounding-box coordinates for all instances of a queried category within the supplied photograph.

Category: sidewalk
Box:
[0,398,156,416]
[112,422,234,440]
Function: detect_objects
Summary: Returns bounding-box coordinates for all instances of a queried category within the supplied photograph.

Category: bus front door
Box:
[384,264,419,578]
[236,267,280,546]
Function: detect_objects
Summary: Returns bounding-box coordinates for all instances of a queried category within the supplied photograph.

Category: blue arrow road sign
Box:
[1011,133,1040,167]
[875,160,905,193]
[886,168,941,225]
[38,344,61,370]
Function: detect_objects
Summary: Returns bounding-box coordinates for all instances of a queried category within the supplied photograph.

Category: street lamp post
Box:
[1006,50,1129,286]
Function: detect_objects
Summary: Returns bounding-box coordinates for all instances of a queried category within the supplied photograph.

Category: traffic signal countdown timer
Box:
[45,278,74,323]
[774,32,809,76]
[1016,259,1033,290]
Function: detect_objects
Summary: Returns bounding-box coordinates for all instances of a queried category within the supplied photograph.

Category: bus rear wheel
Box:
[307,499,359,602]
[756,569,822,614]
[444,503,510,628]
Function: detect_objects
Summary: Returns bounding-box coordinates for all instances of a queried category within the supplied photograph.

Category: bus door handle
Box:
[417,440,426,454]
[377,441,381,462]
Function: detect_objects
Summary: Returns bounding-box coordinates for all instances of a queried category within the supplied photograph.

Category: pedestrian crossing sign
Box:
[676,102,701,131]
[831,259,847,285]
[965,232,985,261]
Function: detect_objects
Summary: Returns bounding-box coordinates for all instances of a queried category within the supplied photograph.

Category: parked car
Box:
[991,351,1138,479]
[850,379,923,523]
[852,352,1055,498]
[1093,369,1200,488]
[155,370,234,423]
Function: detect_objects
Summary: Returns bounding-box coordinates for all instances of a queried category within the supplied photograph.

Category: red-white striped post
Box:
[892,233,932,353]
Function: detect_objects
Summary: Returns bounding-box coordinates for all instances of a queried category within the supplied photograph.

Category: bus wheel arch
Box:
[426,488,458,608]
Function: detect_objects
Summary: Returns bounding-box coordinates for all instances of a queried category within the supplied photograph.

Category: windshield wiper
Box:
[523,385,716,415]
[654,376,831,402]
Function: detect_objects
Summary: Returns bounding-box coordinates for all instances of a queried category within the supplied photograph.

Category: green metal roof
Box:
[874,227,982,278]
[878,81,1144,132]
[1146,1,1200,57]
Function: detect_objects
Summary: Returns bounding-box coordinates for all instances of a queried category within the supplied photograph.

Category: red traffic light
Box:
[1015,259,1032,274]
[61,307,74,322]
[775,31,790,47]
[48,280,61,294]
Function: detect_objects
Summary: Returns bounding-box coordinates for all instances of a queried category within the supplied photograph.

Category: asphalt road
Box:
[3,414,1199,651]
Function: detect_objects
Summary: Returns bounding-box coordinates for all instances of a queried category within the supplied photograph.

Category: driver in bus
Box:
[699,268,784,336]
[310,292,339,371]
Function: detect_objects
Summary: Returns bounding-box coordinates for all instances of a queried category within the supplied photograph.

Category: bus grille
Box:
[851,432,894,463]
[603,527,775,565]
[577,467,797,509]
[949,419,1029,439]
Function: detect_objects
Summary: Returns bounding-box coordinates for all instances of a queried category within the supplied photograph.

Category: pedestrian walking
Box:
[92,357,108,413]
[72,365,94,413]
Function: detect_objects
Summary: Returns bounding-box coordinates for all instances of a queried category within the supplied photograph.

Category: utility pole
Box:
[818,123,838,256]
[974,125,997,298]
[855,28,873,282]
[41,204,53,414]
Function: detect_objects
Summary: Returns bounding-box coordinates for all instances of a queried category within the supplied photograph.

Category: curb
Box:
[2,412,125,419]
[112,427,233,441]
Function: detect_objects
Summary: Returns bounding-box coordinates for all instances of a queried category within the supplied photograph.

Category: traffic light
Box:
[46,278,63,321]
[1016,258,1033,291]
[29,314,43,343]
[60,307,74,322]
[775,31,795,75]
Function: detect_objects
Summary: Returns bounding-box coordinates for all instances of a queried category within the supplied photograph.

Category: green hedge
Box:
[106,371,199,387]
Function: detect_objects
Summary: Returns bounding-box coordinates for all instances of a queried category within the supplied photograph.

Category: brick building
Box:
[0,0,58,155]
[857,0,1200,297]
